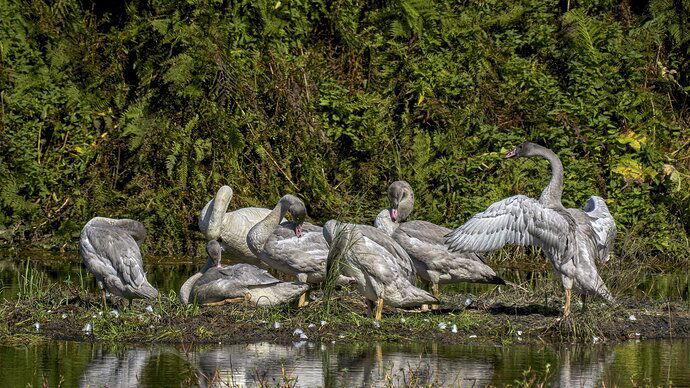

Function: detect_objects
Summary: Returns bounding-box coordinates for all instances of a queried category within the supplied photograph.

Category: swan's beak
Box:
[390,208,398,221]
[506,149,517,158]
[295,226,303,238]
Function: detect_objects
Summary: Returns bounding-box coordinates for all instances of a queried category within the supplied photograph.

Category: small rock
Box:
[259,320,267,324]
[628,315,637,321]
[82,323,92,334]
[293,328,304,336]
[145,305,154,313]
[47,310,51,313]
[438,322,447,330]
[273,322,281,329]
[331,340,336,344]
[451,324,458,333]
[98,311,104,316]
[469,334,477,339]
[320,320,327,326]
[34,322,40,331]
[635,332,641,337]
[61,313,67,319]
[464,298,472,307]
[400,318,406,323]
[110,310,120,318]
[517,330,523,336]
[218,342,221,345]
[338,334,345,339]
[592,336,600,343]
[308,323,316,329]
[300,333,308,340]
[373,321,380,328]
[517,337,523,342]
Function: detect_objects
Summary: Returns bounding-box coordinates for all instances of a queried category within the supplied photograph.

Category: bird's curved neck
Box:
[374,209,398,236]
[89,217,146,241]
[247,200,289,255]
[538,148,564,207]
[200,186,233,240]
[179,257,214,304]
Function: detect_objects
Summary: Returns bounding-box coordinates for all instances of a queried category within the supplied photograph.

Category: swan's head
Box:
[387,180,414,222]
[506,142,541,159]
[118,219,147,244]
[280,194,307,237]
[206,240,223,268]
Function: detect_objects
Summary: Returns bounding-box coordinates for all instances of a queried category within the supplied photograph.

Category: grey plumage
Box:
[198,185,275,266]
[375,181,505,287]
[247,195,353,285]
[445,142,614,307]
[79,217,158,301]
[323,220,436,308]
[180,240,308,306]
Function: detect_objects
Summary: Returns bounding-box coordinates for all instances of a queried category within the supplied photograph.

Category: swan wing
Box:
[84,226,148,288]
[357,224,416,282]
[583,196,617,262]
[445,195,573,257]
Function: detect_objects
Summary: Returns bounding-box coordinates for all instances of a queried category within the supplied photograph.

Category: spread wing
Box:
[445,195,575,262]
[583,196,617,262]
[84,225,148,288]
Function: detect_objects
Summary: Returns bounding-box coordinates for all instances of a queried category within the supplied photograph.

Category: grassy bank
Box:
[1,279,688,347]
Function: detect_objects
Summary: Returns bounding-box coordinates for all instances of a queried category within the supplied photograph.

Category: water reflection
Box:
[79,348,151,388]
[0,340,687,387]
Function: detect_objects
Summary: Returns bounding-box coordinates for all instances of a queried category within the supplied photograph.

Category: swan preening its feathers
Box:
[179,240,308,306]
[81,141,616,319]
[374,180,505,308]
[79,217,158,307]
[445,142,616,316]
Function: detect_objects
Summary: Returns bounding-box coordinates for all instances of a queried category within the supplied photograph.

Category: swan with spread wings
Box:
[445,142,617,317]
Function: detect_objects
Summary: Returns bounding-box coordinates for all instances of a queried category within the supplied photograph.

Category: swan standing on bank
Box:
[323,220,437,320]
[445,142,616,316]
[375,181,505,308]
[179,240,308,306]
[79,217,158,307]
[246,194,352,306]
[198,185,276,266]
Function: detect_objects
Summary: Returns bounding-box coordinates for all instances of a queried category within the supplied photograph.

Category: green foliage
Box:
[0,0,688,262]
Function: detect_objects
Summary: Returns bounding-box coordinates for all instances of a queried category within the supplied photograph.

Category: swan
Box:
[323,220,437,320]
[445,142,616,317]
[179,240,308,306]
[246,194,353,306]
[79,217,158,307]
[374,181,505,308]
[198,185,279,266]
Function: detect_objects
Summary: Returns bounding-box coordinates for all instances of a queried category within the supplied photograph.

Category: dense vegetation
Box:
[1,0,688,262]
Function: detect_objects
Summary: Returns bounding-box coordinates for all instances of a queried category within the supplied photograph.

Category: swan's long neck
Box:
[537,148,564,206]
[179,257,214,305]
[246,200,288,256]
[199,186,233,240]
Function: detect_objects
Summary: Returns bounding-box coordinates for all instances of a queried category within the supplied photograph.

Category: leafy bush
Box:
[0,0,688,263]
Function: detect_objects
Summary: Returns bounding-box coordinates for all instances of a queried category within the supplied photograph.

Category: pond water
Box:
[1,251,689,386]
[0,339,688,386]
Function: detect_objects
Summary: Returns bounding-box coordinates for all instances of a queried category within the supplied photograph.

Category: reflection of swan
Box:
[179,241,308,306]
[78,348,150,388]
[198,185,274,266]
[323,220,436,320]
[552,347,615,387]
[191,343,323,387]
[375,181,504,307]
[79,217,158,307]
[446,142,616,316]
